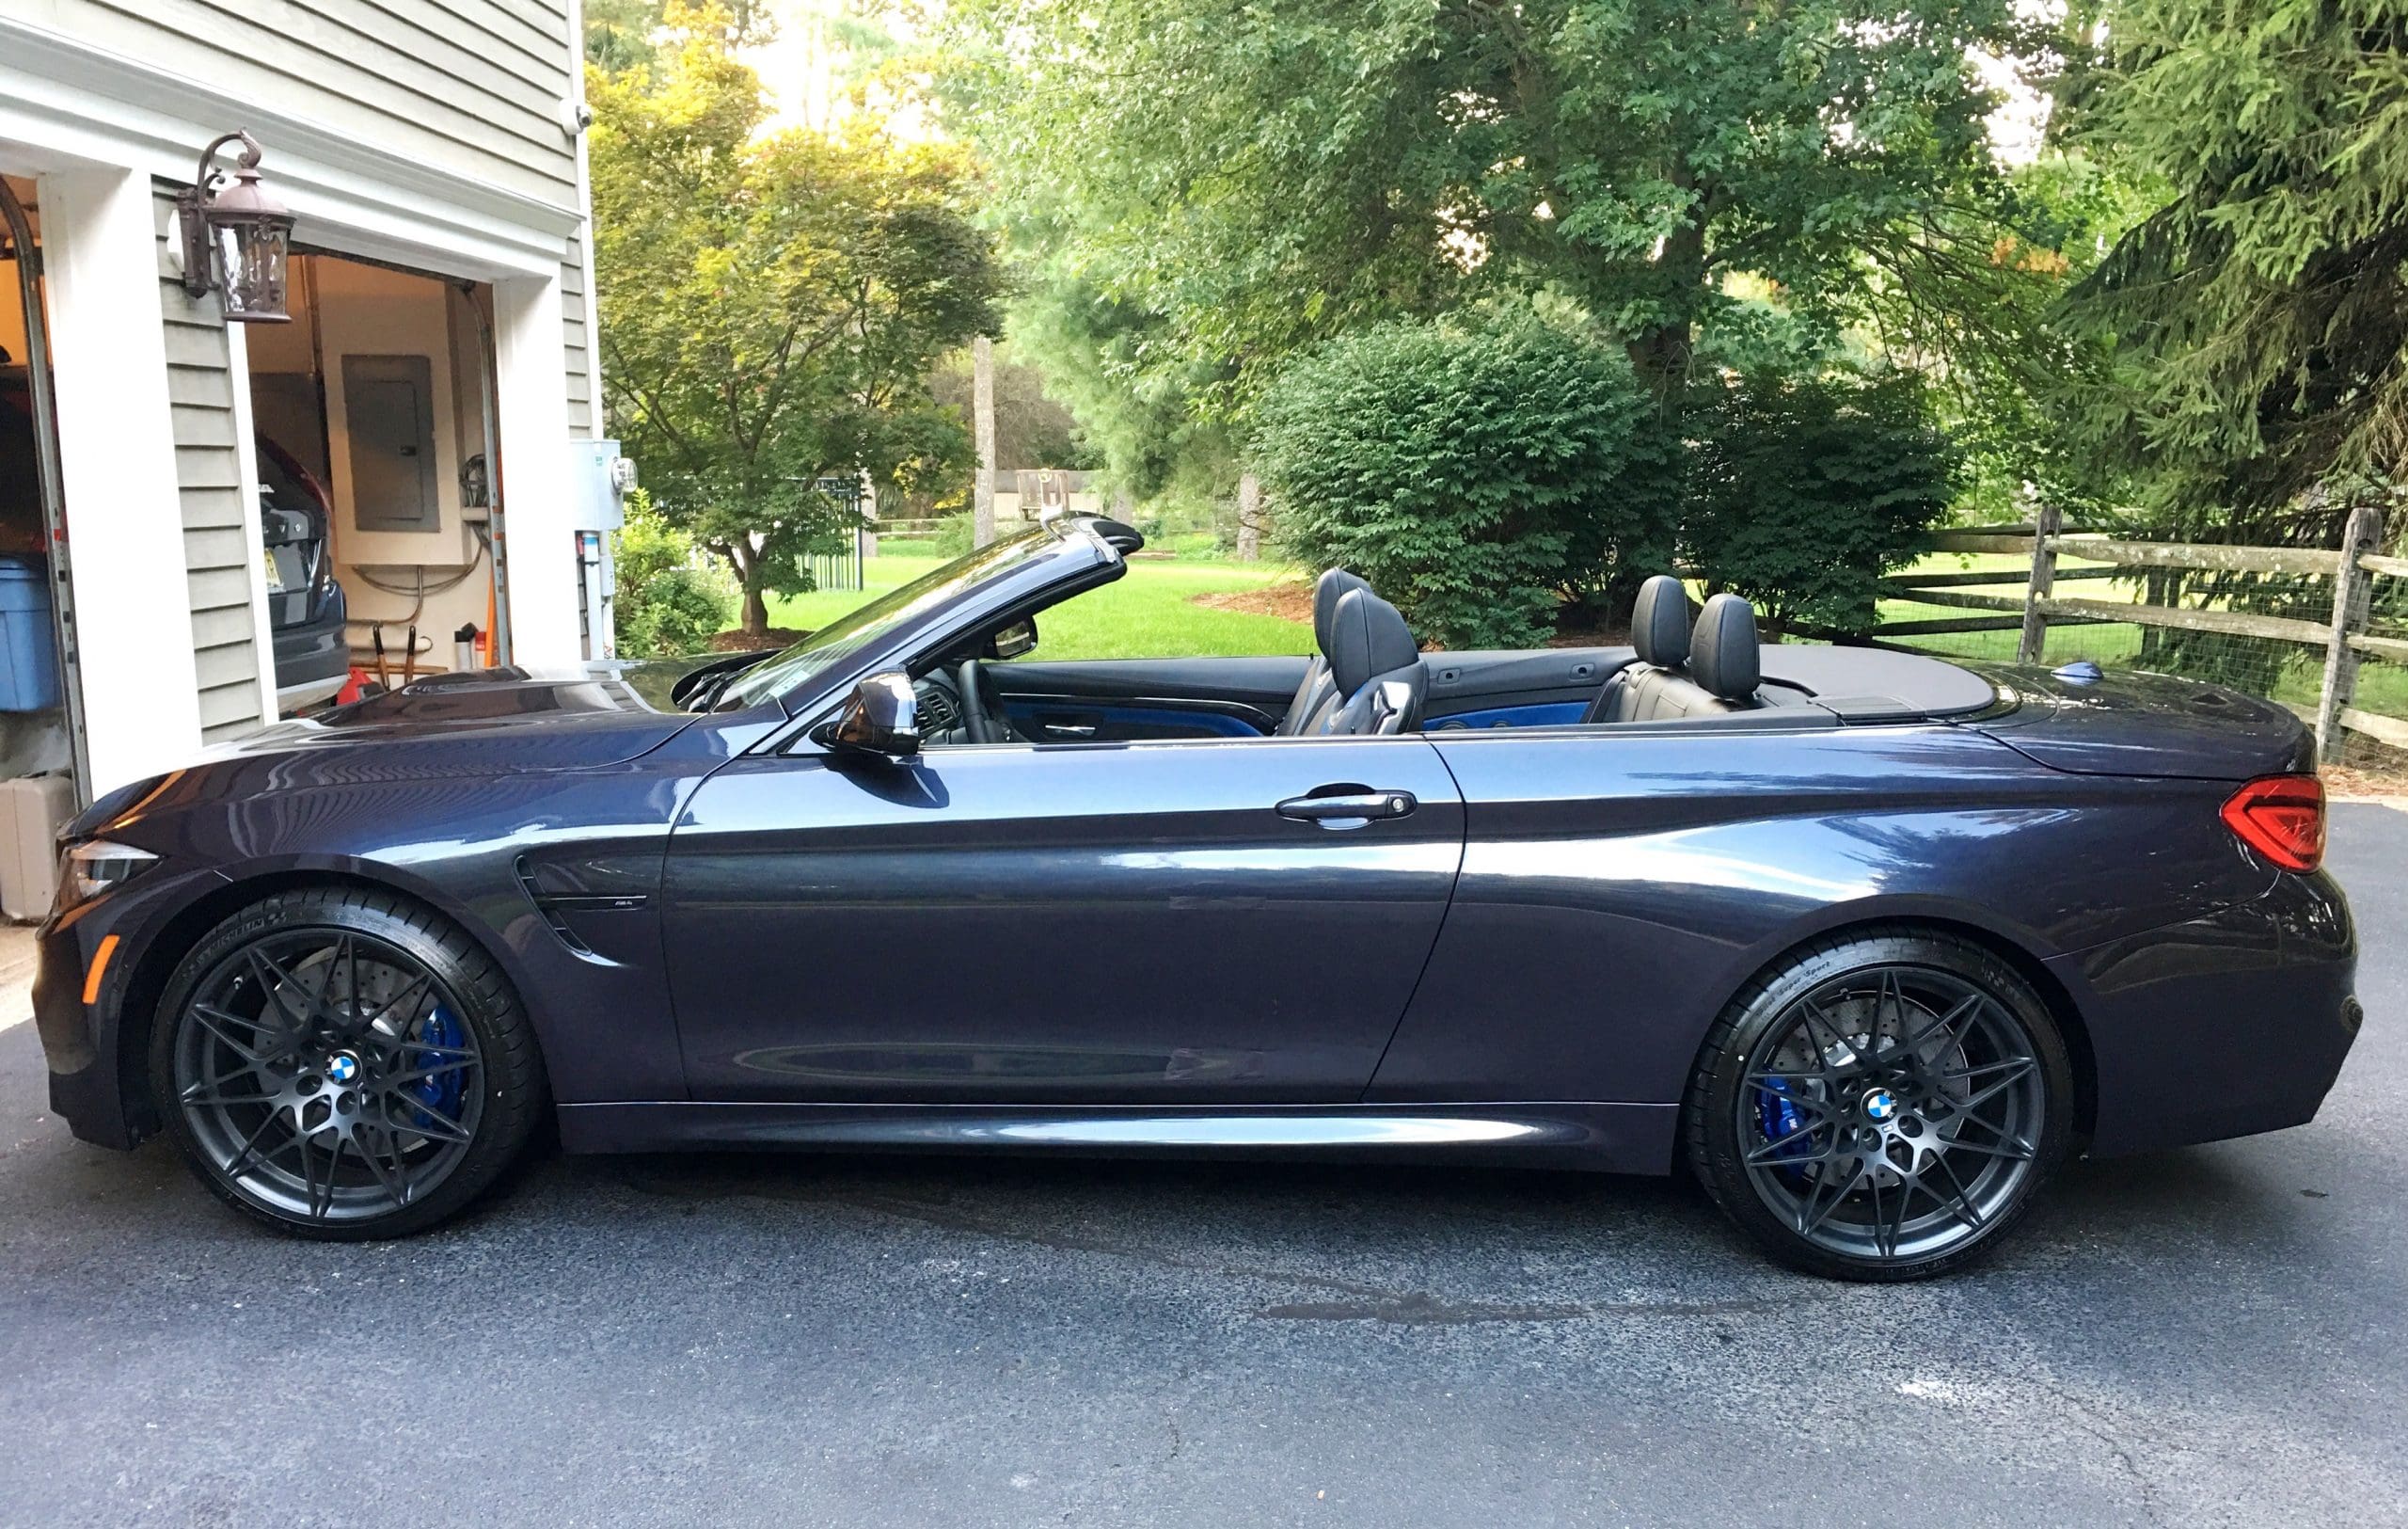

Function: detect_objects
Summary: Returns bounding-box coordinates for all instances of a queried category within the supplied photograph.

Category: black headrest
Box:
[1327,587,1419,696]
[1631,574,1690,668]
[1690,593,1761,700]
[1313,567,1372,657]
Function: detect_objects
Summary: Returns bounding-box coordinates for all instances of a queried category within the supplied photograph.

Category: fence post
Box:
[2018,502,2062,664]
[2316,501,2384,764]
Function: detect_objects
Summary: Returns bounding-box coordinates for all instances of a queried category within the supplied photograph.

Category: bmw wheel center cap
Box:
[325,1052,361,1086]
[1864,1089,1899,1123]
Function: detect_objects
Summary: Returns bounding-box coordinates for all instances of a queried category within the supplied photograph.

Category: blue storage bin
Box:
[0,556,60,712]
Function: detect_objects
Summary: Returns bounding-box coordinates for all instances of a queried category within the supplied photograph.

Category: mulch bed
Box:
[708,628,811,652]
[1192,581,1315,622]
[1191,581,1632,650]
[2323,757,2408,799]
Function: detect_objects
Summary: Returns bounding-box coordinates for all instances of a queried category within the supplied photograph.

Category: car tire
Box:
[149,885,547,1240]
[1684,928,2075,1282]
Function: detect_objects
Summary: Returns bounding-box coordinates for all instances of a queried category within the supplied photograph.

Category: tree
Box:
[583,0,769,70]
[926,342,1095,473]
[589,5,1004,637]
[1927,149,2156,527]
[2067,0,2408,535]
[1000,264,1238,507]
[1684,370,1956,630]
[1251,315,1655,647]
[941,0,2046,412]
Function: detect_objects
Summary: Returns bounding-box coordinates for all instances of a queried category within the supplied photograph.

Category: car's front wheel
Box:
[150,886,547,1239]
[1685,930,2074,1282]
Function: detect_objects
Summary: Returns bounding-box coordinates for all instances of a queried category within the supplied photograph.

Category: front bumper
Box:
[34,867,230,1151]
[2056,867,2360,1156]
[36,908,136,1148]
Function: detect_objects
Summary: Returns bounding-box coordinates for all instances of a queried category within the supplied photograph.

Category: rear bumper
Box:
[2057,868,2359,1156]
[272,616,349,714]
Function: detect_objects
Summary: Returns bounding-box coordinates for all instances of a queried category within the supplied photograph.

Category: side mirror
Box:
[985,616,1038,661]
[813,671,920,758]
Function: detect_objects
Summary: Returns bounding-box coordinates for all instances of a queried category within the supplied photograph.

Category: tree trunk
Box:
[1624,205,1705,405]
[737,549,770,642]
[973,335,997,548]
[1235,471,1262,562]
[1626,324,1694,402]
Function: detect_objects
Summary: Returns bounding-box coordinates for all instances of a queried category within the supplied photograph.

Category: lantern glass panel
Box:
[213,217,291,321]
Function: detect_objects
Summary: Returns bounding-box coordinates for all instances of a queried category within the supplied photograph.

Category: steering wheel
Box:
[953,660,1006,744]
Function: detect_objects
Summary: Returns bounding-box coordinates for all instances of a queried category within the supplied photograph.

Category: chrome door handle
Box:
[1276,790,1418,825]
[1040,723,1097,738]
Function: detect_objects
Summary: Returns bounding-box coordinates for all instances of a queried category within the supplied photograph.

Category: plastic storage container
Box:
[0,772,71,920]
[0,556,58,712]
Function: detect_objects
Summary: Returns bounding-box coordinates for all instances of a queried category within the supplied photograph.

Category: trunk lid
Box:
[1969,662,2313,780]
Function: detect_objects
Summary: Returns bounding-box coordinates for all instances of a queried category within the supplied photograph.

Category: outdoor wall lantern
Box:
[177,130,295,324]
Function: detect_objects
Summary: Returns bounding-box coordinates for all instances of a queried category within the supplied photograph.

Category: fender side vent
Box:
[515,857,596,957]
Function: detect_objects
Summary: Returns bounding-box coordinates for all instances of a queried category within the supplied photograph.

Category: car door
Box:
[661,731,1465,1104]
[987,656,1309,741]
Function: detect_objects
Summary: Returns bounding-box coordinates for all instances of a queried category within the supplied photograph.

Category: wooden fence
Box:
[1815,504,2400,763]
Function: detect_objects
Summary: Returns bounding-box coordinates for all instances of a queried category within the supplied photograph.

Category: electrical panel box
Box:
[342,355,440,533]
[570,438,630,532]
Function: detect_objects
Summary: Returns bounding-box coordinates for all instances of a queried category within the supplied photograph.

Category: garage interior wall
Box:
[247,253,497,677]
[0,187,25,360]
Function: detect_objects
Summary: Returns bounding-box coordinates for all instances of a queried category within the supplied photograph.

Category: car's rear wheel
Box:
[1685,930,2074,1282]
[149,887,546,1239]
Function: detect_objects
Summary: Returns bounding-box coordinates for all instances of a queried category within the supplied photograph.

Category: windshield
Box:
[717,525,1056,709]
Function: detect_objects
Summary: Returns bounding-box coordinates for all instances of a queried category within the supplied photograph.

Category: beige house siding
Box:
[19,0,579,202]
[22,0,598,435]
[152,185,268,742]
[562,232,594,434]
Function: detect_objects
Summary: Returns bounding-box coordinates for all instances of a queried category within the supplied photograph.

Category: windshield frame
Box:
[719,519,1120,721]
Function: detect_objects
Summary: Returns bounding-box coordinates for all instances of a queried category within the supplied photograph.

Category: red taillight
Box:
[2221,774,2325,872]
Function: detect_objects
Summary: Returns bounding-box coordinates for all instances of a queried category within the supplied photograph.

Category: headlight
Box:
[55,839,159,913]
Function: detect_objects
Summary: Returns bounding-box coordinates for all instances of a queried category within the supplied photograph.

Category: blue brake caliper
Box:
[407,1005,466,1130]
[1755,1076,1811,1187]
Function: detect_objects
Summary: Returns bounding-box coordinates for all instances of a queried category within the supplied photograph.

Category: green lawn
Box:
[768,553,1315,661]
[1868,551,2127,664]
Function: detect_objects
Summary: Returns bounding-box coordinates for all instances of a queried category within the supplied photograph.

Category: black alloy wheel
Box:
[1686,930,2073,1282]
[150,887,546,1239]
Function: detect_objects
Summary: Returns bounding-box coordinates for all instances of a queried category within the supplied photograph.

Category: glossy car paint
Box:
[1370,719,2295,1154]
[664,733,1465,1102]
[32,522,2359,1181]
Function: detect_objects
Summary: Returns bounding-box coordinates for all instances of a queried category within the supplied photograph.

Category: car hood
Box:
[195,653,757,772]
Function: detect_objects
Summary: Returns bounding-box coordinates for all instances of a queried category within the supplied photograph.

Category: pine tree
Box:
[2070,0,2408,536]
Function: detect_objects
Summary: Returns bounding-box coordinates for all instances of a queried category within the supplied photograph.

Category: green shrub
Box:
[613,490,737,657]
[925,511,977,559]
[1683,371,1956,632]
[1251,317,1656,647]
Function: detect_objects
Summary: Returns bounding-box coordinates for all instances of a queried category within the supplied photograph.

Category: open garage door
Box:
[0,172,85,914]
[245,250,508,706]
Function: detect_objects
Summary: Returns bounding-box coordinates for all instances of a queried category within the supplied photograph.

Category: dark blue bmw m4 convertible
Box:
[33,516,2359,1280]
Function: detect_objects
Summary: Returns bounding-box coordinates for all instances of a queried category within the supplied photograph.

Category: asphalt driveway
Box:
[3,807,2403,1527]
